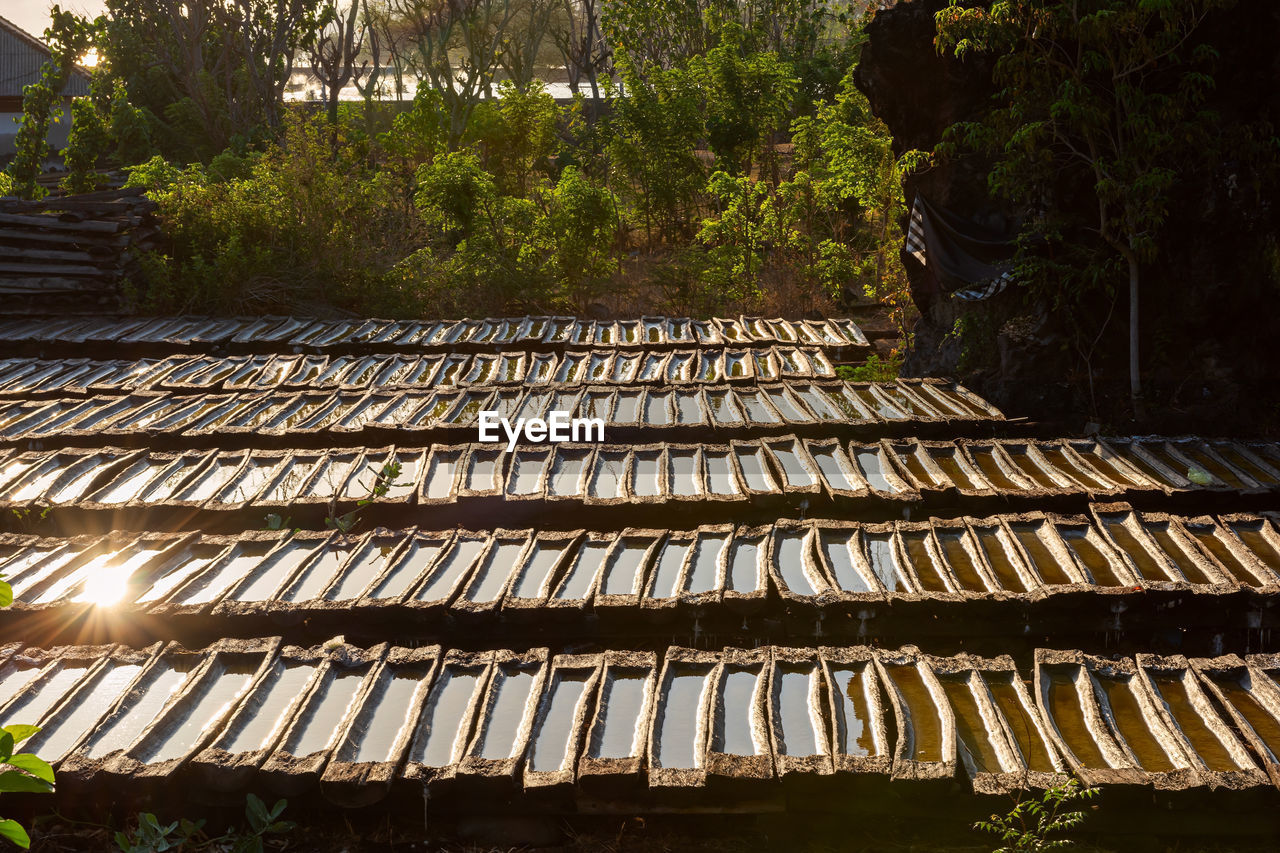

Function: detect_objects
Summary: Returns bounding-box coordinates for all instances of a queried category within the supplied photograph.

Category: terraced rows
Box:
[0,347,844,394]
[0,380,1000,444]
[1,638,1278,805]
[0,314,870,351]
[3,312,1279,818]
[1,509,1279,629]
[1,437,1276,521]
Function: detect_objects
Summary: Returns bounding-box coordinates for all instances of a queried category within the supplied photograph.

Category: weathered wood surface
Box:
[0,190,159,307]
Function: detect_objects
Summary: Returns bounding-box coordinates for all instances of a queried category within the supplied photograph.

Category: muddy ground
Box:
[22,806,1280,852]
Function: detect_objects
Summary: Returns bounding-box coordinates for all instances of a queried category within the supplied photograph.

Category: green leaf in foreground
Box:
[0,770,54,794]
[0,728,38,749]
[4,755,53,785]
[0,819,30,849]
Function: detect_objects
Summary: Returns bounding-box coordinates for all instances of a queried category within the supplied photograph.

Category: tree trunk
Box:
[875,206,888,298]
[1127,250,1145,420]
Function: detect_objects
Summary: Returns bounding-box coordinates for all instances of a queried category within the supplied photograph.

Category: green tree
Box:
[600,0,727,73]
[414,149,502,238]
[688,23,797,177]
[698,170,771,291]
[380,84,450,170]
[413,150,548,303]
[792,71,912,330]
[390,0,527,147]
[94,0,328,160]
[750,0,858,113]
[413,151,621,310]
[935,0,1234,416]
[537,165,622,307]
[6,7,96,199]
[62,75,153,194]
[464,81,560,196]
[604,56,705,246]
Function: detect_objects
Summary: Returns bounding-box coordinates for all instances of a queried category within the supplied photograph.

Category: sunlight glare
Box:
[74,549,161,606]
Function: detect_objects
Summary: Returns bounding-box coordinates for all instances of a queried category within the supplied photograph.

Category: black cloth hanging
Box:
[902,193,1019,306]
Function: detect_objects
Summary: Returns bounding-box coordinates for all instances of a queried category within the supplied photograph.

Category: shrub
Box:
[380,84,449,171]
[604,57,705,247]
[837,353,901,382]
[539,166,623,307]
[974,777,1099,852]
[128,111,422,315]
[411,154,623,312]
[465,82,561,197]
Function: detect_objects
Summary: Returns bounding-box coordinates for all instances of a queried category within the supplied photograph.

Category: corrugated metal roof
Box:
[0,12,91,98]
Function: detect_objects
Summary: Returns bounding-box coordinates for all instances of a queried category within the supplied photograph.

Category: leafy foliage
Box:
[52,1,909,323]
[409,149,622,310]
[464,82,560,196]
[934,0,1235,413]
[974,777,1099,852]
[126,112,420,316]
[96,0,329,160]
[540,166,624,305]
[381,85,450,169]
[114,813,203,853]
[836,352,901,382]
[62,75,153,193]
[114,794,293,853]
[6,7,97,199]
[262,514,293,532]
[387,0,538,147]
[687,23,797,176]
[698,171,773,295]
[604,56,706,247]
[7,508,51,536]
[326,459,404,533]
[0,575,54,849]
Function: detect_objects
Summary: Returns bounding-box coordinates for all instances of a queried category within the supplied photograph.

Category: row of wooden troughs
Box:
[2,639,1280,802]
[2,438,1278,515]
[0,348,847,396]
[0,315,870,352]
[0,509,1279,618]
[0,381,1001,443]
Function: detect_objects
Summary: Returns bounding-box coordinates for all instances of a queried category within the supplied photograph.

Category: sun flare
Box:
[72,549,161,606]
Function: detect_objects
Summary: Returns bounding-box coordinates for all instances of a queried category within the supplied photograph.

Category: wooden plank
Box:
[0,246,107,263]
[0,213,122,233]
[0,262,104,275]
[30,182,135,199]
[64,185,147,201]
[0,278,113,293]
[0,231,130,249]
[0,200,153,215]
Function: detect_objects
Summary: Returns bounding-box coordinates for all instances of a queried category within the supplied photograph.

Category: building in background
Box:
[0,12,90,158]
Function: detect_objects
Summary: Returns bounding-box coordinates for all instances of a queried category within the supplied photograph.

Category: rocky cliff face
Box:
[855,0,1280,434]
